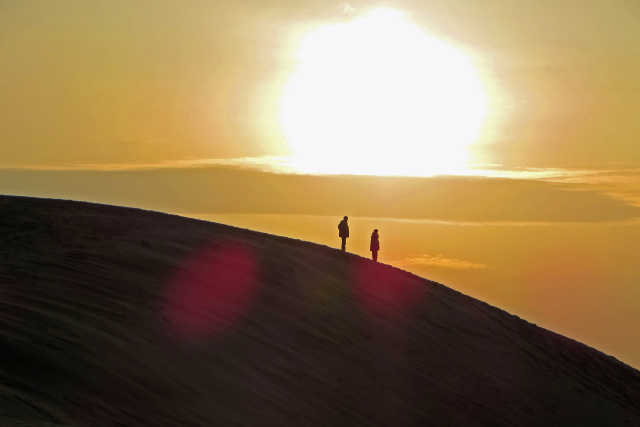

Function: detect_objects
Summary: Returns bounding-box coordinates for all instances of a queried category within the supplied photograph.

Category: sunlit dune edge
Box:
[0,195,639,426]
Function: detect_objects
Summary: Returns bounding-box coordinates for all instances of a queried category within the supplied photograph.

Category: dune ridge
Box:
[0,195,638,426]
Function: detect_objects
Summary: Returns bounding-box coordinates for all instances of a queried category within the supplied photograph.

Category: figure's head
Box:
[344,216,348,220]
[374,229,378,233]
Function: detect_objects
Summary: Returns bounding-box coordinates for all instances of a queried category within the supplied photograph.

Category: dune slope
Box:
[0,195,639,426]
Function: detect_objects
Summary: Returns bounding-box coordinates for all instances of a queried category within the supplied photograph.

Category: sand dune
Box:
[0,195,638,426]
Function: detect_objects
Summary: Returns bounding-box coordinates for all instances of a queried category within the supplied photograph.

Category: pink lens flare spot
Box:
[353,260,425,321]
[164,242,260,341]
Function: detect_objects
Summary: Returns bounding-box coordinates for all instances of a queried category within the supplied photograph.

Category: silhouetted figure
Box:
[370,229,380,262]
[338,216,349,251]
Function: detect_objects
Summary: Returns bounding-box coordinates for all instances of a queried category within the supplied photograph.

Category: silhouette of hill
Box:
[0,195,638,426]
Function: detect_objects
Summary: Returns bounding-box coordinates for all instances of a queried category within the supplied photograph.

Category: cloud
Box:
[0,157,296,173]
[394,254,488,270]
[541,167,640,208]
[1,164,640,224]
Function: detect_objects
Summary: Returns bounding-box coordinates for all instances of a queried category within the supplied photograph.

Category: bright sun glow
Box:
[280,9,488,176]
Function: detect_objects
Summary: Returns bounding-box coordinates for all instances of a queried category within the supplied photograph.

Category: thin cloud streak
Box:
[394,254,488,270]
[2,155,634,180]
[0,157,297,173]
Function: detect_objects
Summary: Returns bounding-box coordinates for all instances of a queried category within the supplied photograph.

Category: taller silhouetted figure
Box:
[370,229,380,262]
[338,216,349,251]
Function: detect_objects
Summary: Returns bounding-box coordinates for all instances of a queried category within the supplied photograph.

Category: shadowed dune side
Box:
[0,195,639,426]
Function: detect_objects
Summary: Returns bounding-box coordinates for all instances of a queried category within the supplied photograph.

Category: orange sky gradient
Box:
[2,0,640,369]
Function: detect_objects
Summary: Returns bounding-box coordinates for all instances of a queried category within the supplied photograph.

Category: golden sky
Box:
[2,0,640,368]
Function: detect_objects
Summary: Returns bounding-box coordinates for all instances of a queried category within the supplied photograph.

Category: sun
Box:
[279,9,488,176]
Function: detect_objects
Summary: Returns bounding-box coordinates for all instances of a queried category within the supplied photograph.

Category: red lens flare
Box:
[163,241,260,342]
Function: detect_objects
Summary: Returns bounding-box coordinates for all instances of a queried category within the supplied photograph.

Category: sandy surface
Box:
[0,195,639,426]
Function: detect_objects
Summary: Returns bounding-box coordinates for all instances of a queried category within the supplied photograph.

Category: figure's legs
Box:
[372,250,378,262]
[341,237,346,251]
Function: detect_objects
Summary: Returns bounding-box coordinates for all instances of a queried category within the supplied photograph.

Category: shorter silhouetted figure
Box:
[370,229,380,262]
[338,216,349,251]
